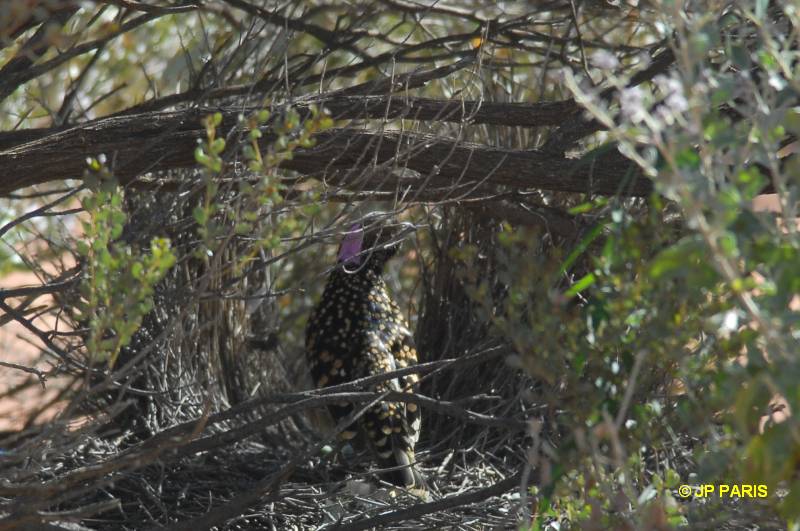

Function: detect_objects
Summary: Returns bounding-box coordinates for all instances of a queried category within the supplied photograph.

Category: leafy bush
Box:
[454,3,800,528]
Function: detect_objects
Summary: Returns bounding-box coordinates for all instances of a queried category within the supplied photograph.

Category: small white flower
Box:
[654,74,682,95]
[769,73,787,91]
[714,310,739,339]
[666,91,688,113]
[655,105,674,126]
[722,310,739,333]
[653,74,688,119]
[636,51,651,69]
[620,86,646,123]
[591,49,619,70]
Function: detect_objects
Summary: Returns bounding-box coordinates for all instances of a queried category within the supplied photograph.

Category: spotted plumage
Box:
[306,214,424,489]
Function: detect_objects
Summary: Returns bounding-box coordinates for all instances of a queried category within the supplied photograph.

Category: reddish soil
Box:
[0,268,73,432]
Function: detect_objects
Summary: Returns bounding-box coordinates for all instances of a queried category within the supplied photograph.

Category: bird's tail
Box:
[377,441,425,489]
[364,404,425,490]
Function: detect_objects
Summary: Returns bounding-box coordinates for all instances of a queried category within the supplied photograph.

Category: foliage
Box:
[583,3,800,526]
[449,2,800,528]
[1,1,799,529]
[76,160,175,366]
[192,106,332,269]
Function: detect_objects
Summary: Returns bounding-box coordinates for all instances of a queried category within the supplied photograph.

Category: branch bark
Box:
[0,106,650,197]
[321,95,580,127]
[335,472,523,531]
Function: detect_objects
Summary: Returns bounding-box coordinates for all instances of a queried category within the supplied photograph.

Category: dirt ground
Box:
[0,268,72,432]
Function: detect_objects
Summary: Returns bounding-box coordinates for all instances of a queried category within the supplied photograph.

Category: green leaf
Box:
[565,273,596,298]
[195,146,211,167]
[210,138,226,155]
[675,148,700,169]
[193,206,208,225]
[558,223,605,276]
[649,236,714,282]
[569,197,608,215]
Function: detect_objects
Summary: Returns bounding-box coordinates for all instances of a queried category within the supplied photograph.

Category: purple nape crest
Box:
[337,223,364,265]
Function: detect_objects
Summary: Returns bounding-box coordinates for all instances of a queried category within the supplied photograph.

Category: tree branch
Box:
[335,472,523,531]
[0,107,650,197]
[320,95,579,127]
[0,12,160,103]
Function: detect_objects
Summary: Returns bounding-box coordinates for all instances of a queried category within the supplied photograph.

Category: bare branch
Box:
[336,472,523,531]
[0,108,649,197]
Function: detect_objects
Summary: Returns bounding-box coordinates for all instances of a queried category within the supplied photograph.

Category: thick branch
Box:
[0,107,650,197]
[291,130,649,196]
[337,472,523,531]
[322,95,580,127]
[0,95,577,152]
[542,48,676,154]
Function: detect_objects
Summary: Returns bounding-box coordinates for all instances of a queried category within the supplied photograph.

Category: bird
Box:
[305,213,425,489]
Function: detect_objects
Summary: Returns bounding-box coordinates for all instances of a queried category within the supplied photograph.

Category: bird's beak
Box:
[397,221,417,238]
[381,221,418,249]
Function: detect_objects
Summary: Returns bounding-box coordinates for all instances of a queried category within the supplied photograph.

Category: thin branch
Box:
[0,12,161,103]
[0,299,82,370]
[0,361,47,387]
[0,4,80,74]
[92,0,200,15]
[0,187,82,240]
[0,277,80,301]
[334,472,523,531]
